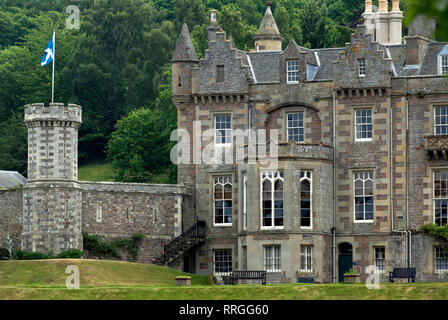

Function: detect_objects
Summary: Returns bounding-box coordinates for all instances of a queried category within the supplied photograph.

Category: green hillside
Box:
[1,259,448,300]
[0,259,212,288]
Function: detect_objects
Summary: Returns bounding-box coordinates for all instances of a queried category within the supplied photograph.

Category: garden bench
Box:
[229,270,266,285]
[297,277,315,283]
[389,267,416,283]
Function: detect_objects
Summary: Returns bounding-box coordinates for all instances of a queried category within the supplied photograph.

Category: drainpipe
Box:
[332,90,337,283]
[390,89,409,270]
[406,91,412,270]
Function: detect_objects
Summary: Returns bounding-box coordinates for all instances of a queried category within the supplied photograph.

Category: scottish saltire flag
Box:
[41,32,55,67]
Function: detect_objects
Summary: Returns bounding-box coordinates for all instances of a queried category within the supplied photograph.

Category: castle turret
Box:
[172,23,198,104]
[22,103,83,253]
[254,2,283,52]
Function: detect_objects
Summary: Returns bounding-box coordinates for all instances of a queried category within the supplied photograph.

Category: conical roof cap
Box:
[255,2,282,39]
[172,23,198,62]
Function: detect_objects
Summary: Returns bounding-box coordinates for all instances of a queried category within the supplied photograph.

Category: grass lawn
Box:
[78,161,175,184]
[78,161,116,182]
[1,259,448,300]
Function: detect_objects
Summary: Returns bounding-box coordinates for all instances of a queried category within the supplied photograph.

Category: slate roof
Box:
[248,51,281,83]
[313,48,343,80]
[172,24,198,62]
[0,171,26,189]
[243,40,448,82]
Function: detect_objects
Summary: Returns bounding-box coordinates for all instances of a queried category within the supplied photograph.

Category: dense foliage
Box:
[420,224,448,242]
[12,249,83,260]
[1,0,440,182]
[83,232,145,261]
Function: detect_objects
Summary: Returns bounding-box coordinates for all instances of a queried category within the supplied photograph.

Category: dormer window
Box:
[217,65,225,83]
[287,60,299,83]
[440,55,448,75]
[358,58,366,77]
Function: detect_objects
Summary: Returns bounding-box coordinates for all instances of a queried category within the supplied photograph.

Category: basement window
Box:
[435,246,448,273]
[300,245,313,272]
[374,247,385,273]
[264,245,281,272]
[214,249,232,276]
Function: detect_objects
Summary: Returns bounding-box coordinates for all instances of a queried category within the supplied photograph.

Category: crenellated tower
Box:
[22,103,83,253]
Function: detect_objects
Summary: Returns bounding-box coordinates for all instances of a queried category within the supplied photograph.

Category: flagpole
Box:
[52,30,55,103]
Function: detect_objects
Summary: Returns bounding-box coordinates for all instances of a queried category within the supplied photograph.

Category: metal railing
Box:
[163,218,206,264]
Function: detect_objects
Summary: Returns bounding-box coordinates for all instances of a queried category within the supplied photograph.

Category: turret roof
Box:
[172,23,198,62]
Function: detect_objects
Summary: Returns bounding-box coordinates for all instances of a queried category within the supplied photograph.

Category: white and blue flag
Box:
[41,31,55,67]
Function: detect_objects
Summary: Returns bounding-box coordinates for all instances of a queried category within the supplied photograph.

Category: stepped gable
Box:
[333,25,393,89]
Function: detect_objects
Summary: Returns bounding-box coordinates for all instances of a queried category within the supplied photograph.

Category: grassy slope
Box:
[1,260,448,300]
[78,161,116,182]
[0,259,211,288]
[78,161,174,183]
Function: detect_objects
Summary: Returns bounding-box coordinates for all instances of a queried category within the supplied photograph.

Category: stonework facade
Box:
[1,0,448,283]
[172,1,448,283]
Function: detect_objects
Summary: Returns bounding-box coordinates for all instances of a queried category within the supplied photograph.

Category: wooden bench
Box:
[229,271,267,285]
[298,277,315,284]
[389,267,416,283]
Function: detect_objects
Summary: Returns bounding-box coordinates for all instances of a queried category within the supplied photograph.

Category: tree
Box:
[406,0,448,41]
[68,0,176,161]
[106,87,177,182]
[173,0,207,32]
[298,0,331,48]
[0,113,27,176]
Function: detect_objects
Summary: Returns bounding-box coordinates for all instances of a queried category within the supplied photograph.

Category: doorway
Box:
[338,242,353,282]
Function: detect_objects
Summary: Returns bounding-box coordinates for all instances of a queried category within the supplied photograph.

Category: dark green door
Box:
[338,242,353,282]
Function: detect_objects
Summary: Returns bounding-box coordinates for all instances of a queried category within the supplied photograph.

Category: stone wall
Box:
[80,182,186,264]
[0,190,22,252]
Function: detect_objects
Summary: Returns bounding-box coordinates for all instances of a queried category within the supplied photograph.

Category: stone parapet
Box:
[79,181,189,195]
[24,103,82,126]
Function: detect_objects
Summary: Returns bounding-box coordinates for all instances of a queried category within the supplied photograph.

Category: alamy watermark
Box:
[170,122,280,169]
[66,3,80,30]
[66,265,80,289]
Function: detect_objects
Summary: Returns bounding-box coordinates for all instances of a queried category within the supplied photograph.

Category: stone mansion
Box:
[1,0,448,283]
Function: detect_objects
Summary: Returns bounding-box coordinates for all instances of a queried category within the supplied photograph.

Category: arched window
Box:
[261,171,284,228]
[300,170,312,229]
[214,176,233,225]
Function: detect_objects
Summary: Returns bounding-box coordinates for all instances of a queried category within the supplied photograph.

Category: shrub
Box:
[13,250,53,260]
[83,232,119,258]
[0,248,10,260]
[56,249,83,259]
[12,249,83,260]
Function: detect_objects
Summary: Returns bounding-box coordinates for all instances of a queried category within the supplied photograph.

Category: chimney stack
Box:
[208,9,220,43]
[362,0,375,37]
[405,15,436,65]
[389,0,403,45]
[363,0,403,45]
[375,0,389,44]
